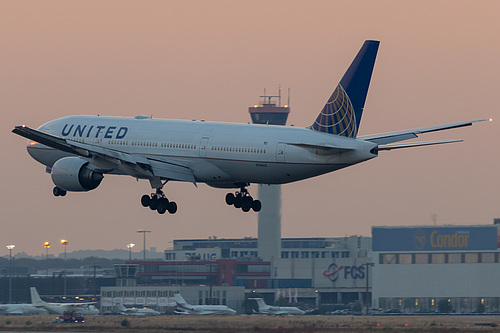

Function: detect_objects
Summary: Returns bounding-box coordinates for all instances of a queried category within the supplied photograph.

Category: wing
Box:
[12,125,196,184]
[358,119,488,145]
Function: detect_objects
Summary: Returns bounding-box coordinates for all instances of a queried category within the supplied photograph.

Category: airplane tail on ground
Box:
[248,297,268,310]
[311,40,379,138]
[30,287,46,306]
[174,294,188,306]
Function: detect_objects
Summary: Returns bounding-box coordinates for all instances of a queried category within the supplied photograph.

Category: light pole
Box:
[137,230,151,261]
[6,245,15,303]
[127,243,135,261]
[364,263,374,313]
[44,242,50,277]
[61,239,68,296]
[89,265,100,300]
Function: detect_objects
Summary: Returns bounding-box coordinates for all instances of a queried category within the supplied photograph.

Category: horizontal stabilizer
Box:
[377,139,463,151]
[360,119,487,145]
[288,143,353,155]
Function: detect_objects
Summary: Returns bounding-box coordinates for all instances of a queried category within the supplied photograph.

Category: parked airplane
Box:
[117,304,160,316]
[0,303,49,315]
[30,287,99,315]
[13,40,487,215]
[249,298,304,315]
[174,294,236,315]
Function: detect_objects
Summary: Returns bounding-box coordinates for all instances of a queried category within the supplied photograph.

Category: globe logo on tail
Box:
[311,84,357,137]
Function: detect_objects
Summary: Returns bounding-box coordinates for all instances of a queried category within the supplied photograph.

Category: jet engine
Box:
[51,157,103,191]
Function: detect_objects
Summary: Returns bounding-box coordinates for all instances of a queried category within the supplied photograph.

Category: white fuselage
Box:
[41,303,100,315]
[0,304,49,315]
[26,115,377,188]
[177,304,237,315]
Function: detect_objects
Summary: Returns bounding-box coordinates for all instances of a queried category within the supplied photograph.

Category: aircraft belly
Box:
[196,157,348,185]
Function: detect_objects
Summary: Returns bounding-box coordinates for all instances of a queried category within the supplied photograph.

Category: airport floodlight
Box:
[7,245,15,303]
[127,243,135,261]
[60,239,68,296]
[44,241,51,260]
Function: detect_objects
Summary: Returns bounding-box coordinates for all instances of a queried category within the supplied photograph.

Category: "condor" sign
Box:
[372,226,498,252]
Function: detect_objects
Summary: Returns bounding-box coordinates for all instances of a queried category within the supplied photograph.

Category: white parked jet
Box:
[249,298,304,316]
[13,40,486,215]
[30,287,99,315]
[117,304,160,316]
[174,294,236,315]
[0,303,49,315]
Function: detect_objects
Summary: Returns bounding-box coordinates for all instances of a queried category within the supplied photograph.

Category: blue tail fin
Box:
[311,40,379,137]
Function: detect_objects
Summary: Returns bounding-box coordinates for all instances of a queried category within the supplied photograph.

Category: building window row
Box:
[379,252,500,265]
[281,250,350,259]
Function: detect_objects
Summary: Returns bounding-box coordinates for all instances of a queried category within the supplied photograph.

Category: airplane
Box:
[117,304,160,316]
[0,303,49,315]
[173,293,236,315]
[248,297,304,315]
[12,40,487,215]
[30,287,100,315]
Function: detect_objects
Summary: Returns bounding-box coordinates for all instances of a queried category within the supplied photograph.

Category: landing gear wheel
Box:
[241,196,252,212]
[167,201,177,214]
[141,195,151,207]
[53,187,67,197]
[157,198,168,214]
[149,197,158,210]
[252,200,262,212]
[225,193,235,205]
[234,195,242,208]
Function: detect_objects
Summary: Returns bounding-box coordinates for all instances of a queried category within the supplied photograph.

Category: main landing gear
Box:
[140,188,177,215]
[225,186,261,213]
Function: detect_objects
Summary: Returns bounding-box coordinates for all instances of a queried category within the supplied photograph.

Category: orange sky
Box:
[1,1,499,256]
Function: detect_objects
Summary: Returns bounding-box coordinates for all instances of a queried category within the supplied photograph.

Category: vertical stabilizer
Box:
[311,40,379,137]
[249,298,268,310]
[174,294,188,306]
[30,287,46,306]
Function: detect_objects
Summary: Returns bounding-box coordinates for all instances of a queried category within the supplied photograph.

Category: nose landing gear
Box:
[225,186,261,212]
[141,188,177,215]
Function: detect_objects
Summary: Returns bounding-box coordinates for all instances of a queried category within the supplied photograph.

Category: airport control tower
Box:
[249,88,290,262]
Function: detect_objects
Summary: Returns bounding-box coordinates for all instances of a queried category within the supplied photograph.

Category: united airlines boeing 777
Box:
[13,40,486,215]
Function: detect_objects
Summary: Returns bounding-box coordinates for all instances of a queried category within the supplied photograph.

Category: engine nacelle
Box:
[51,157,103,192]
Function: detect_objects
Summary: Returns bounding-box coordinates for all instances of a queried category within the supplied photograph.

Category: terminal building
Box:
[100,236,372,313]
[98,222,500,314]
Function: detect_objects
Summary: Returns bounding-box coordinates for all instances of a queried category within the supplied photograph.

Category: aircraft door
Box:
[199,137,209,157]
[276,143,286,163]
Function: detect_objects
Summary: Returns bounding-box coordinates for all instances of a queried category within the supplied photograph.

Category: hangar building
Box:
[372,224,500,313]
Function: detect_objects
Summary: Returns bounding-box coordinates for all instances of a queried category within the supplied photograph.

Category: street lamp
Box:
[61,239,68,296]
[137,230,151,261]
[44,241,50,259]
[6,245,15,303]
[44,242,51,277]
[127,243,135,261]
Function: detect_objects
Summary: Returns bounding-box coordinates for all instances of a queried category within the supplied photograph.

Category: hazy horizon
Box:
[2,1,499,256]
